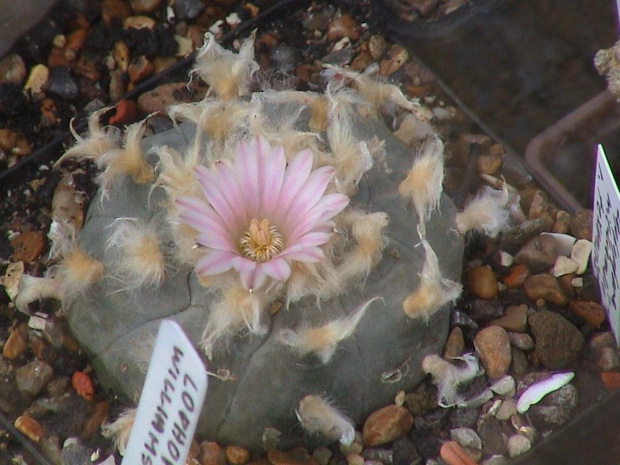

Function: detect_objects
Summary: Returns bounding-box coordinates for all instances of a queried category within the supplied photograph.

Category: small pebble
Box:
[569,209,593,241]
[450,427,482,450]
[380,44,409,76]
[362,405,413,447]
[47,66,79,100]
[570,239,592,274]
[508,332,535,351]
[502,264,530,289]
[568,300,606,328]
[477,414,507,456]
[128,55,154,84]
[16,360,54,397]
[200,441,226,465]
[109,99,138,125]
[174,0,206,19]
[392,436,420,465]
[443,326,465,358]
[506,435,531,458]
[225,446,250,465]
[346,453,363,465]
[60,442,92,465]
[601,371,620,390]
[137,82,207,114]
[490,375,515,396]
[551,256,578,277]
[542,232,575,256]
[489,304,528,332]
[326,14,361,42]
[2,326,28,359]
[24,64,49,98]
[311,447,331,465]
[81,401,109,438]
[596,346,620,371]
[267,448,317,465]
[0,53,26,84]
[495,399,517,421]
[474,326,511,379]
[439,440,477,465]
[514,235,558,273]
[41,436,62,465]
[589,331,616,350]
[404,389,436,417]
[466,299,503,321]
[368,35,387,59]
[130,0,162,14]
[552,210,571,233]
[0,128,33,156]
[528,310,584,369]
[524,273,568,306]
[510,348,529,375]
[467,266,498,299]
[15,415,46,444]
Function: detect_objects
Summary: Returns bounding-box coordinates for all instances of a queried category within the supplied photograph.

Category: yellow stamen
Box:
[239,218,284,262]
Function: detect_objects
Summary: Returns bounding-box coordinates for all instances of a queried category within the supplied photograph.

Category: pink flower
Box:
[177,136,350,290]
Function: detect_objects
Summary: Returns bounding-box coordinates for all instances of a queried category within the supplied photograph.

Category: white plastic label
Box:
[592,145,620,346]
[122,320,208,465]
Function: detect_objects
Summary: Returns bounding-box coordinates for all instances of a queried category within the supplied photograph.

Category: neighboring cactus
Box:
[15,33,504,451]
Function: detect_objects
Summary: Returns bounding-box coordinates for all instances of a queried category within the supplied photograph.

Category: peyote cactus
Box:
[17,33,511,451]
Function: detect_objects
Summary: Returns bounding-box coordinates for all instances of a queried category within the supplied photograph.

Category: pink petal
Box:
[260,257,291,281]
[292,231,332,248]
[239,266,268,290]
[213,160,249,225]
[261,144,287,218]
[196,231,237,252]
[276,149,314,216]
[282,166,335,232]
[231,256,258,273]
[287,193,349,242]
[234,140,261,215]
[176,196,231,238]
[195,250,237,275]
[279,245,325,263]
[195,165,243,234]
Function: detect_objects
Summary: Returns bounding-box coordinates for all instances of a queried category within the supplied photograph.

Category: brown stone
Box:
[3,325,28,359]
[362,404,413,447]
[350,51,373,71]
[128,55,154,84]
[10,230,46,262]
[130,0,162,14]
[380,45,409,76]
[524,274,568,306]
[137,82,207,114]
[225,446,250,465]
[101,0,132,25]
[474,326,511,379]
[15,415,46,444]
[81,401,109,438]
[368,35,387,59]
[326,14,361,42]
[528,310,584,369]
[552,210,571,234]
[568,300,606,328]
[200,441,226,465]
[466,266,498,300]
[502,264,530,289]
[489,305,528,332]
[570,209,593,241]
[514,235,558,273]
[0,53,26,85]
[443,326,465,359]
[0,128,32,156]
[267,448,318,465]
[601,371,620,391]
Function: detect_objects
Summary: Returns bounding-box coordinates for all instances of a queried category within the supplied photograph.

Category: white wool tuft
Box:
[192,31,258,100]
[455,186,510,237]
[402,239,462,321]
[105,219,166,290]
[422,353,481,407]
[296,395,356,446]
[398,137,445,232]
[15,274,63,314]
[279,297,381,363]
[101,407,136,456]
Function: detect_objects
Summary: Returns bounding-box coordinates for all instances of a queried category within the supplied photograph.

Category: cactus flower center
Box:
[240,218,284,262]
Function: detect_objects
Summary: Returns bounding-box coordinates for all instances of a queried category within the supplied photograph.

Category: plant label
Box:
[122,320,208,465]
[592,145,620,346]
